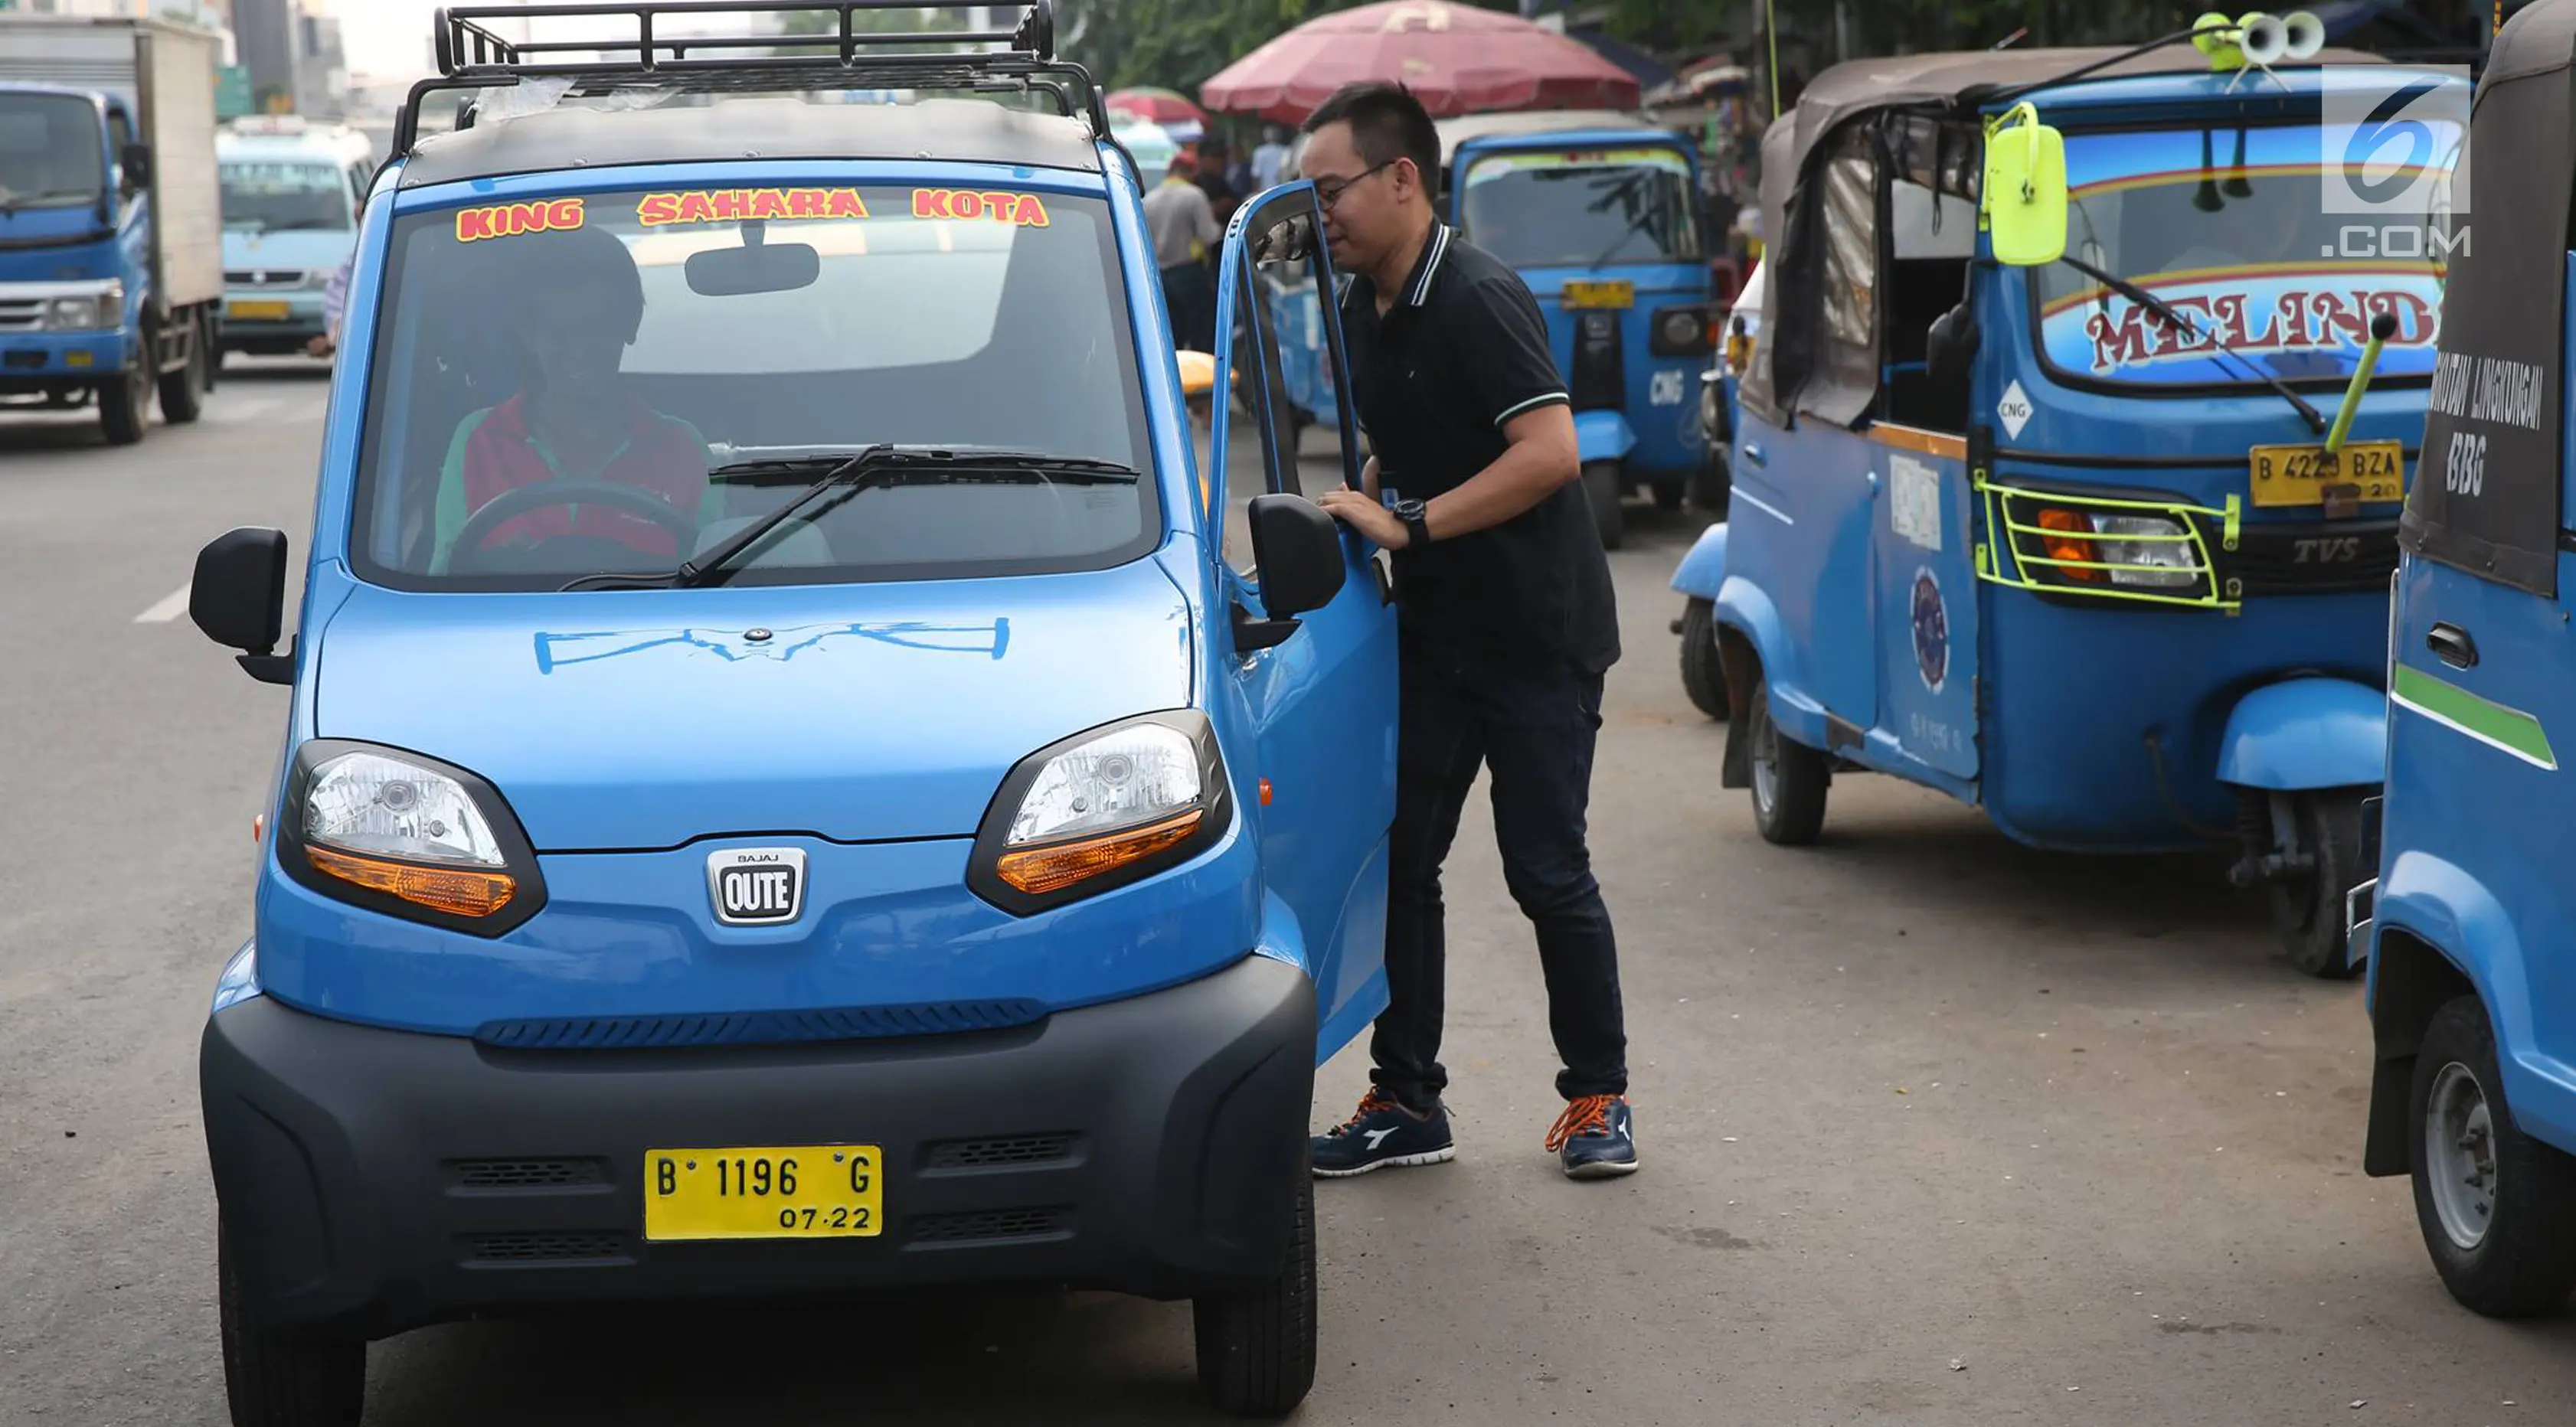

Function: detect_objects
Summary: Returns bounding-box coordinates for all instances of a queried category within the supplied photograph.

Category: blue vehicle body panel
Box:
[1575,409,1635,464]
[1447,128,1713,488]
[2215,677,2387,790]
[1671,521,1726,599]
[2369,527,2576,1158]
[246,157,1397,1067]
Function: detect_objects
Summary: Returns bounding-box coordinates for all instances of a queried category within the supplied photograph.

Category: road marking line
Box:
[134,583,191,623]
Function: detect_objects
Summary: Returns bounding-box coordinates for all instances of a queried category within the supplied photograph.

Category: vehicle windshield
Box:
[221,158,351,232]
[2032,119,2463,388]
[351,182,1154,590]
[0,93,103,211]
[1457,145,1702,268]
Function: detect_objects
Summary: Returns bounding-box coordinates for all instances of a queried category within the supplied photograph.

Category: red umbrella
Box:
[1199,2,1640,125]
[1106,87,1212,129]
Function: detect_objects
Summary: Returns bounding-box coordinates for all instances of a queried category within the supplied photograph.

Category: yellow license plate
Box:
[227,299,291,321]
[2248,440,2406,508]
[1561,280,1634,310]
[643,1144,882,1242]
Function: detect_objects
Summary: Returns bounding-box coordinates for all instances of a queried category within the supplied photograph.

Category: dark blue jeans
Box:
[1370,640,1629,1110]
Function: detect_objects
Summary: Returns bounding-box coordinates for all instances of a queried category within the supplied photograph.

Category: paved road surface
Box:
[6,370,2574,1425]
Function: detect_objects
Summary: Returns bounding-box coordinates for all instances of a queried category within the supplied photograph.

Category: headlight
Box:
[277,741,544,932]
[2092,514,2201,589]
[47,285,119,331]
[1649,304,1715,357]
[969,711,1230,913]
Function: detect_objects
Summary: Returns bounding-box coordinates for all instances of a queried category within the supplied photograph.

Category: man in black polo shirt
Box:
[1300,82,1636,1181]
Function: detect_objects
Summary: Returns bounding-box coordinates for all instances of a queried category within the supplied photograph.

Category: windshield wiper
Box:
[2056,253,2327,435]
[557,446,1141,592]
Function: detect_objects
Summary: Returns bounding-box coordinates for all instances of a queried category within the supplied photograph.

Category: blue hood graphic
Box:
[312,561,1196,850]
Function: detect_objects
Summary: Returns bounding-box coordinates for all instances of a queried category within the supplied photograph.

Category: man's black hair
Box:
[1301,81,1440,199]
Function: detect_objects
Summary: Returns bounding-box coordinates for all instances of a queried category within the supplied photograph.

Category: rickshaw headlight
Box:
[2091,514,2199,590]
[1650,305,1715,357]
[2033,508,2104,583]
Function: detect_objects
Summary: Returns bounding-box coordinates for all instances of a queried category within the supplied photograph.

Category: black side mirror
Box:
[1927,301,1979,381]
[191,527,293,684]
[120,142,152,190]
[1234,495,1348,652]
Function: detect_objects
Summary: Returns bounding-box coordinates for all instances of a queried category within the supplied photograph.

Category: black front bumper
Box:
[202,953,1315,1340]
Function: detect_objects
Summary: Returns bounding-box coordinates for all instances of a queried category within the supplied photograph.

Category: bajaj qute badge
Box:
[1911,568,1949,696]
[707,847,807,926]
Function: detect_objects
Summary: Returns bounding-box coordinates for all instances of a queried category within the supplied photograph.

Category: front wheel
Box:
[1678,597,1728,720]
[159,314,208,424]
[2408,994,2576,1317]
[96,354,150,446]
[2259,789,2368,978]
[1192,1171,1317,1417]
[219,1226,366,1427]
[1581,461,1624,550]
[1745,676,1828,844]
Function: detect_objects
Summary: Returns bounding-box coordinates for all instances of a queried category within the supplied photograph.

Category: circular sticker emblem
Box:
[1911,568,1948,695]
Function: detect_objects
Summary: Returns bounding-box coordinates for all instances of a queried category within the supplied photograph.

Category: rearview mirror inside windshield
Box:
[686,241,822,297]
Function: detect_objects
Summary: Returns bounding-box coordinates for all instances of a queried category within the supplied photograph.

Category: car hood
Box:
[312,562,1195,851]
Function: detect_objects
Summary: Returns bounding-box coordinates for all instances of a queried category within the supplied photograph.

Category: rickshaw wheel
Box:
[2256,789,2368,979]
[2407,994,2576,1317]
[1678,598,1728,720]
[1652,482,1685,513]
[1581,462,1625,550]
[1746,678,1827,844]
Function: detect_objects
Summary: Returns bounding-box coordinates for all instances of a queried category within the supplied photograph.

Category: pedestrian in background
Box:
[1142,152,1218,351]
[306,253,352,360]
[1195,139,1241,226]
[1250,122,1291,192]
[1296,81,1637,1182]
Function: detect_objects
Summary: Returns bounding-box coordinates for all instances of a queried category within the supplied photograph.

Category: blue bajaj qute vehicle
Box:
[2357,0,2576,1320]
[1675,21,2466,975]
[184,5,1397,1422]
[1447,120,1718,549]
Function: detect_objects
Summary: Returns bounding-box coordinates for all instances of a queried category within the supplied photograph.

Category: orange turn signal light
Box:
[995,810,1204,897]
[307,845,517,918]
[2035,507,2104,582]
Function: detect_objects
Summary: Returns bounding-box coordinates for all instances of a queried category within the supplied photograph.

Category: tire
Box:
[1688,449,1730,515]
[1581,460,1625,550]
[1192,1171,1317,1417]
[1745,675,1828,845]
[2408,994,2576,1317]
[1679,597,1728,720]
[96,348,150,446]
[218,1226,366,1427]
[2261,789,2368,979]
[159,314,208,424]
[1651,480,1685,512]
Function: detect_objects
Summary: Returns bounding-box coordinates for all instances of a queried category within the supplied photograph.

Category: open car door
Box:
[1207,184,1400,1063]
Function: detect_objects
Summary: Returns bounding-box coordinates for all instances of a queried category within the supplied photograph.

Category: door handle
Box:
[1865,469,1882,496]
[1740,443,1767,468]
[2426,622,2478,669]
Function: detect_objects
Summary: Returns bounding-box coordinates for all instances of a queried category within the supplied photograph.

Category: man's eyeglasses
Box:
[1313,160,1397,212]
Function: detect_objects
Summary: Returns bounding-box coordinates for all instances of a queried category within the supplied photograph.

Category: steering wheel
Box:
[446,480,698,576]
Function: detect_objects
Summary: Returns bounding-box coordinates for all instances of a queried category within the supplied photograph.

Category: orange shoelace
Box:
[1336,1089,1409,1135]
[1545,1093,1622,1151]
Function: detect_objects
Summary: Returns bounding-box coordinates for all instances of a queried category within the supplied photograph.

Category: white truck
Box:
[0,14,224,445]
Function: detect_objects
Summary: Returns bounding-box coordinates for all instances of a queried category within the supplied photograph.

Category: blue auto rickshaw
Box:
[2354,0,2576,1319]
[1672,19,2467,975]
[1443,116,1718,547]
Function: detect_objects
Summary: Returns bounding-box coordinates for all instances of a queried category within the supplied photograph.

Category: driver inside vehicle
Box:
[430,222,718,573]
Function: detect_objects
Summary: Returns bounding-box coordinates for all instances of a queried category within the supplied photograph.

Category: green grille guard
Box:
[1972,470,2244,612]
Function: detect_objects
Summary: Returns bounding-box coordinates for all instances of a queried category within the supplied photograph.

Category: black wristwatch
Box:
[1392,497,1432,550]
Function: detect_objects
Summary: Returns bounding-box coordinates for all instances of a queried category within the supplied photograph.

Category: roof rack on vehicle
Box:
[394,1,1100,160]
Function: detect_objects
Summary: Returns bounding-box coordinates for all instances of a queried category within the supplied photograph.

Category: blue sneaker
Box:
[1548,1094,1639,1180]
[1311,1089,1455,1177]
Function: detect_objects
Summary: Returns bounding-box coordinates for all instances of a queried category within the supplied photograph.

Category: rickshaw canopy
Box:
[1744,42,2385,429]
[2404,0,2576,599]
